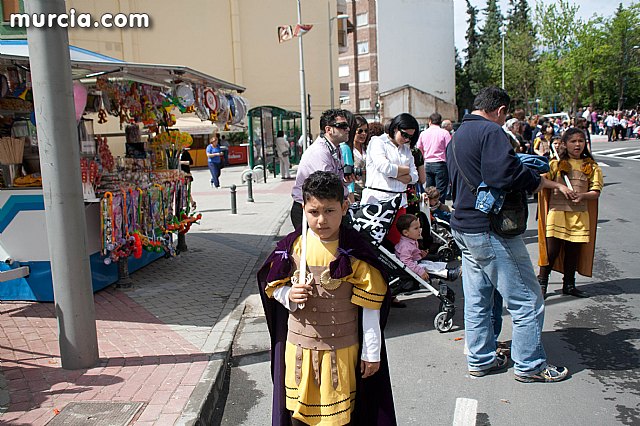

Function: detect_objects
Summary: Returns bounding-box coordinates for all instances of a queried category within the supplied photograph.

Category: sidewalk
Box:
[0,164,295,425]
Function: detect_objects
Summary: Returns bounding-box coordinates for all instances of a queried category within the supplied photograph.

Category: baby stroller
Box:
[346,196,456,332]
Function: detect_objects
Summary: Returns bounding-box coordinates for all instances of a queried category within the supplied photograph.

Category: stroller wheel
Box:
[434,311,454,333]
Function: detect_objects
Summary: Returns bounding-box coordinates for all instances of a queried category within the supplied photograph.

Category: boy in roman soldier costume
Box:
[537,128,603,299]
[258,171,396,425]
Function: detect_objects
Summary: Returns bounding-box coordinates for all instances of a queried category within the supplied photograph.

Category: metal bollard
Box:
[116,257,133,289]
[230,184,237,214]
[247,175,255,202]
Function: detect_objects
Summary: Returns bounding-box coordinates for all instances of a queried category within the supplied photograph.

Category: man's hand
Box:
[361,361,380,378]
[421,271,430,280]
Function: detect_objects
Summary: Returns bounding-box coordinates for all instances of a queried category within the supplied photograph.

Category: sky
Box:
[454,0,638,54]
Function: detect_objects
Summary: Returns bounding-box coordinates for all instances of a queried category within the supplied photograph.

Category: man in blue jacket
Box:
[446,87,573,383]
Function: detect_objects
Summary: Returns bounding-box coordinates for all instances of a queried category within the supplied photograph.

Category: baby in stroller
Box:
[394,214,461,282]
[424,186,451,223]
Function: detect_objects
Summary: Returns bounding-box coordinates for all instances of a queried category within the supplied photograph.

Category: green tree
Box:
[604,3,640,110]
[457,0,480,116]
[502,0,538,112]
[535,0,602,113]
[471,0,503,91]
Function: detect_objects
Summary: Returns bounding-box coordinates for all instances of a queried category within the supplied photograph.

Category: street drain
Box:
[47,401,144,426]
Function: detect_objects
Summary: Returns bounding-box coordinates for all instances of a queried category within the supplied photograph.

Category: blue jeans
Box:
[452,229,547,376]
[425,161,449,202]
[208,162,221,187]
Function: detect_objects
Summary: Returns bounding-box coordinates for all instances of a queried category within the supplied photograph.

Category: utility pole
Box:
[26,0,99,369]
[297,0,309,152]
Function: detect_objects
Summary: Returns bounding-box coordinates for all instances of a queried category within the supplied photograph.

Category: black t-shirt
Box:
[180,150,192,174]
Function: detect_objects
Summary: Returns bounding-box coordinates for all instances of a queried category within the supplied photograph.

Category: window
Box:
[358,70,370,82]
[338,65,350,77]
[359,98,371,110]
[356,12,368,27]
[340,96,350,106]
[357,41,369,54]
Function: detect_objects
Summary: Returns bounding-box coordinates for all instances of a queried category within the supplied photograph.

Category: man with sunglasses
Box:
[290,109,354,229]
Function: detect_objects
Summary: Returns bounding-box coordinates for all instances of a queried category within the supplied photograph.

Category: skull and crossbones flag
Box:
[346,195,402,245]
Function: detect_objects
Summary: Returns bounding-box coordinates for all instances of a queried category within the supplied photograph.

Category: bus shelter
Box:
[247,106,301,180]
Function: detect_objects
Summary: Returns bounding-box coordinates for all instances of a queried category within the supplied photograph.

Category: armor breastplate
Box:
[287,252,358,389]
[549,169,589,212]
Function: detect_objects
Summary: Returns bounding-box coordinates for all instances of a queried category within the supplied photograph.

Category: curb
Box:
[176,200,291,425]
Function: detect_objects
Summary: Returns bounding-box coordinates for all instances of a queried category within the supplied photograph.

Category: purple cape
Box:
[257,226,397,425]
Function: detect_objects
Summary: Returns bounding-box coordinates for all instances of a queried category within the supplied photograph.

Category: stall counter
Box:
[0,188,162,301]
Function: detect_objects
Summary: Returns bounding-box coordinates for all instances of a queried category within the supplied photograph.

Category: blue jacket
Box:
[446,114,542,233]
[476,154,549,214]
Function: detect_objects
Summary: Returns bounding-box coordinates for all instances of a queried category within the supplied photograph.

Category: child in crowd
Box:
[258,171,396,425]
[537,128,603,299]
[394,214,461,282]
[424,186,451,223]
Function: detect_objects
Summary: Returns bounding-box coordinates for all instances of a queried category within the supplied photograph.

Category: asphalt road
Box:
[214,138,640,426]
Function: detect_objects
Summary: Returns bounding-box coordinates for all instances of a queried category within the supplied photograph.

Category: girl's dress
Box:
[265,231,386,425]
[537,157,603,276]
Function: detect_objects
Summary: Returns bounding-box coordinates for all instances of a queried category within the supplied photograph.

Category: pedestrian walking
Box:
[446,86,571,383]
[206,133,223,188]
[537,128,603,299]
[258,171,396,425]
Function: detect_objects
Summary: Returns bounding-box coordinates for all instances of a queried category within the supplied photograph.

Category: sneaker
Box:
[469,353,508,377]
[515,365,569,383]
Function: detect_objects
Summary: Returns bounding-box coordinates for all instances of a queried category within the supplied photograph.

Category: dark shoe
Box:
[538,276,549,300]
[391,297,407,308]
[447,266,462,281]
[469,353,508,377]
[562,278,588,298]
[515,365,569,383]
[496,341,511,358]
[562,286,588,298]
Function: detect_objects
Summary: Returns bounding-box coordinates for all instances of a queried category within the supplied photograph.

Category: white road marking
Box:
[593,147,628,154]
[453,398,478,426]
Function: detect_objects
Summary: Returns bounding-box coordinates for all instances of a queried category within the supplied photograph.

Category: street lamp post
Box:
[328,4,349,109]
[297,0,309,152]
[501,25,505,90]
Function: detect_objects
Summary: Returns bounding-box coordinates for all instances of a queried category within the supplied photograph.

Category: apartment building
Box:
[338,0,456,123]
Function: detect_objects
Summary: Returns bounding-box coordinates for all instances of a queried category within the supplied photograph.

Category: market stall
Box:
[0,49,247,301]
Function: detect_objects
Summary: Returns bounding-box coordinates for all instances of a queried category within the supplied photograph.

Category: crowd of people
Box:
[258,87,603,424]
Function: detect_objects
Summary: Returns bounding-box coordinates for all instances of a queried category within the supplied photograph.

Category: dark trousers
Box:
[291,201,303,230]
[208,162,221,187]
[425,161,449,202]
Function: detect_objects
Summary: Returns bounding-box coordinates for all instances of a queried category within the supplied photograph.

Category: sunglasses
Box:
[398,129,414,140]
[356,128,368,135]
[330,122,350,130]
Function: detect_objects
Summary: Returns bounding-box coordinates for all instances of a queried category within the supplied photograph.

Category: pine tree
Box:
[503,0,538,112]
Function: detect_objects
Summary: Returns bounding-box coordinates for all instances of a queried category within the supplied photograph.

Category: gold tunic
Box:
[266,231,386,425]
[545,158,603,243]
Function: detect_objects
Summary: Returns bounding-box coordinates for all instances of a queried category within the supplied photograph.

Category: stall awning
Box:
[170,116,216,135]
[0,40,245,93]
